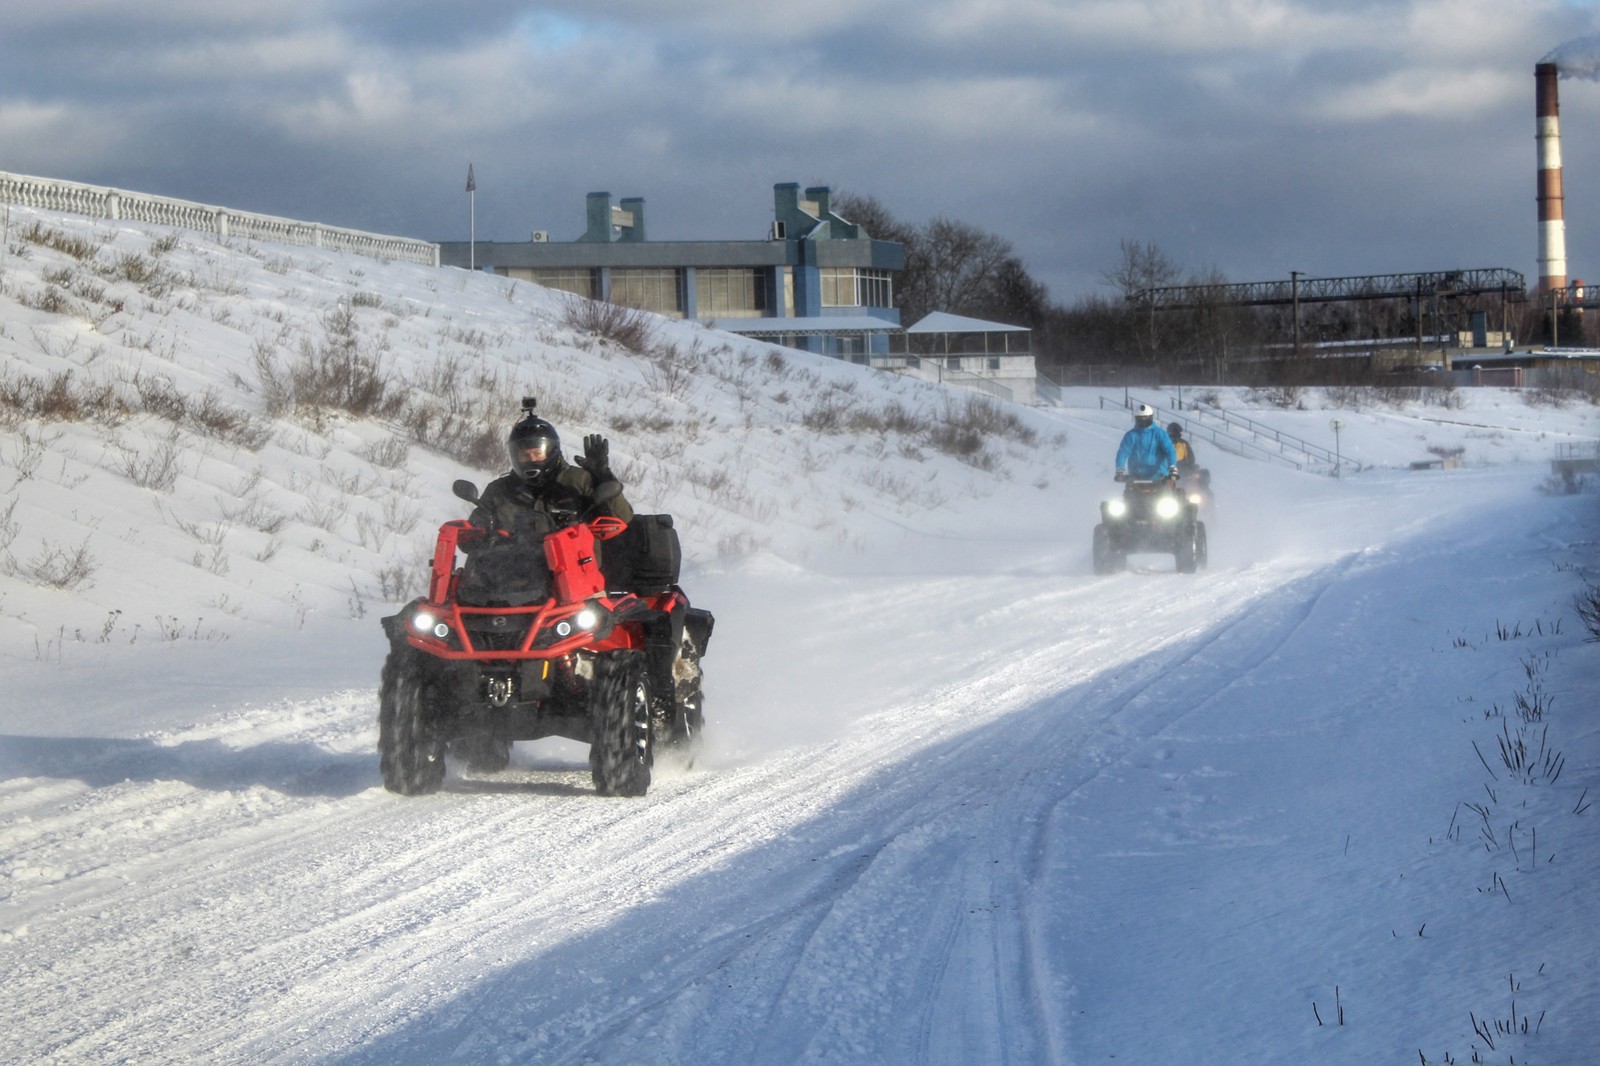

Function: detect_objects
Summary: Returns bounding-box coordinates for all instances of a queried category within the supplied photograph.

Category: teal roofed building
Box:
[437,183,904,358]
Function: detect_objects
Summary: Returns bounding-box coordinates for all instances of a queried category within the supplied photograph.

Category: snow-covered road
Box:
[7,463,1594,1065]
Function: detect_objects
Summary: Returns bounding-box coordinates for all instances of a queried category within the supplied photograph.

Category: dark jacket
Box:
[469,458,634,535]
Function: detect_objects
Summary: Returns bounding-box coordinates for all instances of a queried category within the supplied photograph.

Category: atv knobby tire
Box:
[1175,527,1197,573]
[1092,524,1124,575]
[589,651,654,797]
[655,626,706,753]
[1176,520,1207,574]
[379,646,447,795]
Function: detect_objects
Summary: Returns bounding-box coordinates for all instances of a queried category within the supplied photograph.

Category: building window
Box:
[820,268,893,308]
[610,268,685,317]
[509,267,599,300]
[696,268,767,319]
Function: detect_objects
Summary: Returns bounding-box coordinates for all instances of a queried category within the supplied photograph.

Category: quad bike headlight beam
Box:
[1106,499,1128,518]
[411,609,451,641]
[1156,496,1182,519]
[554,608,602,639]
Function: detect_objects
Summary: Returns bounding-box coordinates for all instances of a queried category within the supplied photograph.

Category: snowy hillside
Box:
[1,206,1597,1065]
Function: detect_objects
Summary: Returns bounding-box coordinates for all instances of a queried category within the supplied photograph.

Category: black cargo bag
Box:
[456,536,551,607]
[603,514,682,593]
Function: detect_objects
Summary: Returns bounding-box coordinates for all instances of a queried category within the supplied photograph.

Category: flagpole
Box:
[467,163,477,272]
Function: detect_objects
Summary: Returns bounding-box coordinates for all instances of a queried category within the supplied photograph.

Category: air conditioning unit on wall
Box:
[531,230,549,242]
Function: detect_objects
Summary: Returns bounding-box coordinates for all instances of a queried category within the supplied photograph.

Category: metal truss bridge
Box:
[1129,268,1528,311]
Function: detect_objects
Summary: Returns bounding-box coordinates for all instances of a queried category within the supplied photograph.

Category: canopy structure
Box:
[715,315,899,337]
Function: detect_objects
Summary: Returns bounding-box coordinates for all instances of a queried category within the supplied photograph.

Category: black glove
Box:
[578,434,613,482]
[1114,469,1128,483]
[1169,465,1180,480]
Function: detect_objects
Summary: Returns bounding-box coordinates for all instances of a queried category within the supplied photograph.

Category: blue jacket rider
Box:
[1114,404,1178,481]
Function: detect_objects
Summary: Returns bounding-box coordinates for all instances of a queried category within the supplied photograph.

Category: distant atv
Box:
[378,480,712,797]
[1175,468,1214,521]
[1093,477,1208,575]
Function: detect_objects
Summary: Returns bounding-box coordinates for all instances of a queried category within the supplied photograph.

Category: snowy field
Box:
[1,207,1597,1064]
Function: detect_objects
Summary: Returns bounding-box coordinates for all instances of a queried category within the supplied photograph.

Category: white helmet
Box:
[1134,403,1155,426]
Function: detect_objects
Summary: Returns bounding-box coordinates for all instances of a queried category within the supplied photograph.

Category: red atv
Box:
[378,479,712,797]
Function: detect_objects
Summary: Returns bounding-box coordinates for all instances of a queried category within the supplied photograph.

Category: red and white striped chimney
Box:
[1536,62,1567,294]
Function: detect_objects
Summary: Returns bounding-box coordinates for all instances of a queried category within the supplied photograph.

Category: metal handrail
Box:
[1099,395,1361,474]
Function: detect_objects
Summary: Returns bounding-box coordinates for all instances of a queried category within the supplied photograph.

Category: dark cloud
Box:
[3,1,1598,304]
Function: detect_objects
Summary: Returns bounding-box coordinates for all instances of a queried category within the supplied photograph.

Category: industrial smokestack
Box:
[1536,62,1567,294]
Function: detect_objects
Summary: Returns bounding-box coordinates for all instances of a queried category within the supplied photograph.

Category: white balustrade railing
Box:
[1,171,439,267]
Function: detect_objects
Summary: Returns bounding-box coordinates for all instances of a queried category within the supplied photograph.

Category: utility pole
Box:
[466,164,477,272]
[1290,271,1302,355]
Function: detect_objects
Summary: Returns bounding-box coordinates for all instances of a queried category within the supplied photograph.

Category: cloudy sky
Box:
[4,0,1598,303]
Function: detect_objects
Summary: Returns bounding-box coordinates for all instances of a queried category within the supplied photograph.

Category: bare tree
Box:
[1102,239,1183,363]
[834,191,1048,330]
[1101,239,1182,300]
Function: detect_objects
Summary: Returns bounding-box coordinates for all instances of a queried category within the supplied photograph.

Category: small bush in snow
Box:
[8,537,99,590]
[0,368,126,426]
[1574,580,1600,642]
[561,295,656,354]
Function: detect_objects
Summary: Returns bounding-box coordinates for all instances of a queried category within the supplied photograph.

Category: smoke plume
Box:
[1543,33,1600,79]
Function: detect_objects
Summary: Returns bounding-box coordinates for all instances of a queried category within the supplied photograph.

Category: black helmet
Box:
[507,398,561,487]
[1134,403,1155,428]
[1167,422,1184,438]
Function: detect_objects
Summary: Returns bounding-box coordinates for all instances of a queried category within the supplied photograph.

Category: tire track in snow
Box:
[3,551,1365,1065]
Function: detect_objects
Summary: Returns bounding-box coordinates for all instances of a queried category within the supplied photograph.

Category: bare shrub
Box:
[361,436,410,469]
[1247,385,1305,409]
[930,394,1037,456]
[20,286,81,317]
[252,335,293,417]
[118,433,183,491]
[296,491,350,532]
[562,295,657,353]
[19,221,100,260]
[129,371,189,422]
[109,251,177,297]
[643,341,703,399]
[186,390,271,448]
[283,303,402,420]
[1576,580,1600,642]
[405,401,503,469]
[0,368,126,424]
[11,537,99,590]
[381,494,421,535]
[0,499,17,553]
[801,393,848,433]
[2,429,56,483]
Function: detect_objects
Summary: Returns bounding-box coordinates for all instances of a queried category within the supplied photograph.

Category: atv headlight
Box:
[1188,493,1203,506]
[574,607,600,631]
[1156,496,1182,519]
[1106,499,1128,518]
[411,610,450,641]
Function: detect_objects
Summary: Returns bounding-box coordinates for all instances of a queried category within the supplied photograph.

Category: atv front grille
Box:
[461,614,534,652]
